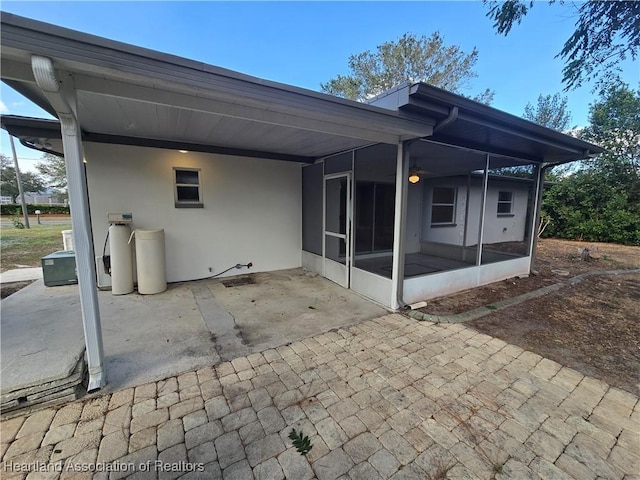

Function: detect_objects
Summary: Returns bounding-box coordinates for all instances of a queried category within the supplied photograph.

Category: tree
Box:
[485,0,640,91]
[541,83,640,245]
[581,82,640,172]
[36,153,68,201]
[321,32,494,103]
[523,93,572,131]
[492,93,573,178]
[0,154,46,203]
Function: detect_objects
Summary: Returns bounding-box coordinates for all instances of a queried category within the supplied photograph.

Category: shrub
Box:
[0,204,70,215]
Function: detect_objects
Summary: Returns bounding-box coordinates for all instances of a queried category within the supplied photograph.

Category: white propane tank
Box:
[62,230,74,251]
[109,224,134,295]
[134,228,167,294]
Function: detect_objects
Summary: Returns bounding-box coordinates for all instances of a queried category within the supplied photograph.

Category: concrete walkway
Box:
[0,268,43,284]
[1,314,637,479]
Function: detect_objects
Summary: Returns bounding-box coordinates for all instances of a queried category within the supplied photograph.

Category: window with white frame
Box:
[174,167,203,208]
[497,191,513,215]
[431,186,456,225]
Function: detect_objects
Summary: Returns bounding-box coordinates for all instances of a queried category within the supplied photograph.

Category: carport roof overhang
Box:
[369,83,605,164]
[0,12,435,163]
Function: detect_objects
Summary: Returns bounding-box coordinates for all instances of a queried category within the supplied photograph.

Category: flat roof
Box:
[369,83,604,164]
[1,12,603,165]
[1,12,433,162]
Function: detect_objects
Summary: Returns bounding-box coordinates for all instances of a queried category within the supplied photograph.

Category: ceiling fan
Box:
[408,162,434,183]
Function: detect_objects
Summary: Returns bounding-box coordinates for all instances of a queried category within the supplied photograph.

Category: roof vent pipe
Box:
[433,106,458,132]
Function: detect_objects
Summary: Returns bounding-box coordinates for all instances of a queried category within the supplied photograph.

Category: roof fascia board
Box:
[1,123,60,139]
[405,98,589,156]
[408,84,603,155]
[0,13,435,138]
[366,83,412,110]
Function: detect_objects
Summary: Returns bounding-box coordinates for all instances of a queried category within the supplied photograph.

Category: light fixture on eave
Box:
[408,165,421,184]
[178,150,189,154]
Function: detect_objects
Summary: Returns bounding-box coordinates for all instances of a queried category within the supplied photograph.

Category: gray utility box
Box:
[42,251,78,286]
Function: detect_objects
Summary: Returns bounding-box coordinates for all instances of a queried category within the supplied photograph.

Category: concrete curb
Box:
[405,268,640,324]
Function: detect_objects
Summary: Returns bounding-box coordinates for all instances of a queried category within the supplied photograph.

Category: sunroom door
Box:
[324,173,351,288]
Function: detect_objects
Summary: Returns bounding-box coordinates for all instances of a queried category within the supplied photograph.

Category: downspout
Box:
[476,154,490,265]
[433,106,458,132]
[530,150,594,271]
[31,56,106,391]
[395,106,459,309]
[528,163,544,263]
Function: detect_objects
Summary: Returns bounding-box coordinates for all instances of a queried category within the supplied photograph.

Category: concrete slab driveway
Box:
[1,314,637,479]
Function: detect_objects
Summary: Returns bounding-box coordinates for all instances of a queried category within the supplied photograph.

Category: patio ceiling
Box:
[0,12,435,163]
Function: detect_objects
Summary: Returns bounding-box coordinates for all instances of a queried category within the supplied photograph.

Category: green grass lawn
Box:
[1,223,72,272]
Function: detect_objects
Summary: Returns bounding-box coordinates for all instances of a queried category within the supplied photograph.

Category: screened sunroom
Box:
[301,83,602,309]
[302,139,541,307]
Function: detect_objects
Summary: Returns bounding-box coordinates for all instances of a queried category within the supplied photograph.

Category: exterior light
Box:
[179,150,188,154]
[408,167,420,184]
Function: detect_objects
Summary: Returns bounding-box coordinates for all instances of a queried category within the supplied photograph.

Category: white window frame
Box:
[497,191,514,216]
[431,186,457,226]
[174,167,203,208]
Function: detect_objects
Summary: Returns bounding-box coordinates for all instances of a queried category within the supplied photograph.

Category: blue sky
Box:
[1,1,638,172]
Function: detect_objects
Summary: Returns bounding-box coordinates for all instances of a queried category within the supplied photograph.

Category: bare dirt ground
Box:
[421,238,640,315]
[0,280,34,299]
[418,238,640,395]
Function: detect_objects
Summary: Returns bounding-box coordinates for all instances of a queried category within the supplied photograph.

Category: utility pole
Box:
[9,135,30,229]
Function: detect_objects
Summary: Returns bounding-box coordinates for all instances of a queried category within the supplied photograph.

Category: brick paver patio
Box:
[1,314,638,479]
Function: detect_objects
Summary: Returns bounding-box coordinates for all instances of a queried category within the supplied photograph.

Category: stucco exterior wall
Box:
[420,178,531,246]
[84,143,302,283]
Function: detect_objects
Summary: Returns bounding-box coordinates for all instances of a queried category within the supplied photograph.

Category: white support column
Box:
[31,56,106,390]
[476,154,490,266]
[390,141,409,310]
